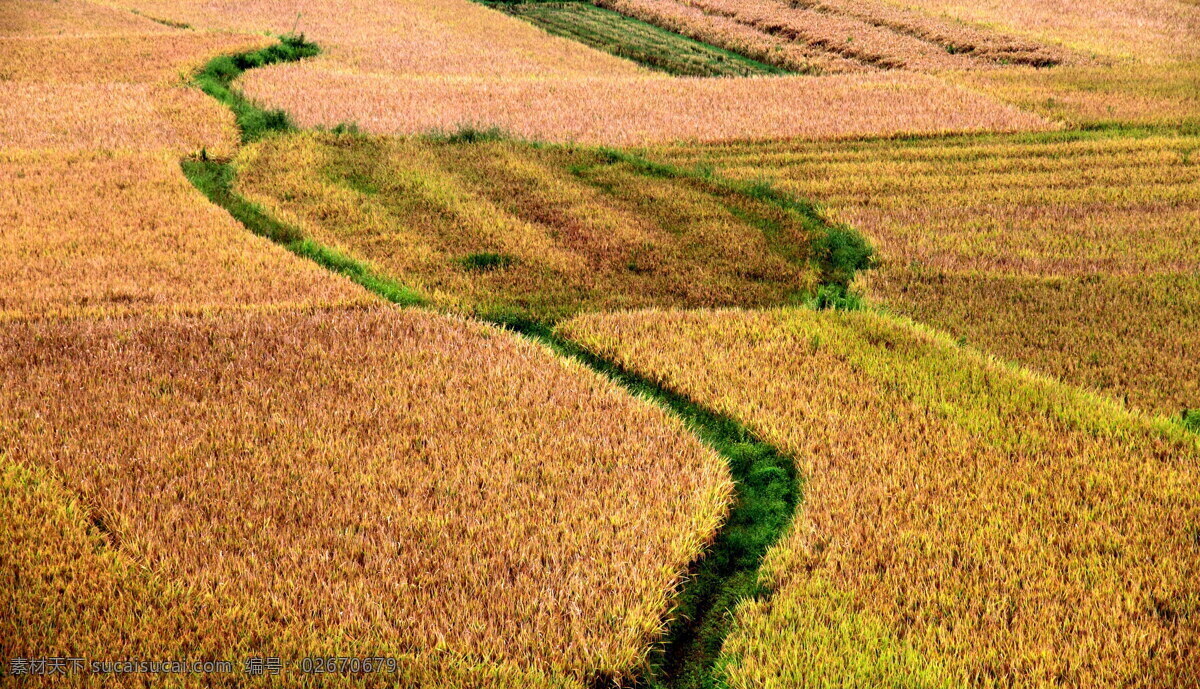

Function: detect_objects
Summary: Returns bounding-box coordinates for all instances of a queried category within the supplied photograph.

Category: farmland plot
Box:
[0,0,268,156]
[651,132,1200,417]
[589,0,1074,73]
[233,131,825,321]
[0,151,369,319]
[90,0,1051,143]
[481,1,787,77]
[560,307,1200,688]
[1,306,732,685]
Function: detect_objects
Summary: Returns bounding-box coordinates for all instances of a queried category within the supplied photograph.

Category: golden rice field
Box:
[87,0,1053,142]
[233,131,820,320]
[651,132,1200,417]
[2,306,731,685]
[237,66,1049,144]
[6,0,1200,685]
[559,307,1200,688]
[952,61,1200,129]
[0,1,269,157]
[0,150,369,320]
[593,0,1074,73]
[873,0,1200,62]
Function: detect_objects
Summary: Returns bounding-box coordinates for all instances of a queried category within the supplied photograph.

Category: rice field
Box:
[559,307,1200,688]
[589,0,1074,73]
[0,150,369,320]
[869,0,1200,63]
[483,1,787,77]
[650,132,1200,417]
[7,0,1200,685]
[2,306,732,685]
[951,61,1200,129]
[239,65,1049,144]
[231,131,827,321]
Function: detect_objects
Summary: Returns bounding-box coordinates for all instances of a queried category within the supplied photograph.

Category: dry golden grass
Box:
[596,0,1073,73]
[651,132,1200,416]
[874,0,1200,62]
[560,306,1200,688]
[239,66,1050,144]
[0,150,369,319]
[233,132,819,321]
[1,305,731,684]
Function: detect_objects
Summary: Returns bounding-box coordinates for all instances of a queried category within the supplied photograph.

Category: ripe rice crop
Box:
[869,0,1200,63]
[0,305,732,684]
[591,0,1072,72]
[238,66,1050,144]
[650,132,1200,416]
[0,32,269,83]
[233,131,818,321]
[559,307,1200,688]
[100,0,1051,143]
[0,150,369,319]
[90,0,649,78]
[0,0,174,37]
[0,82,239,154]
[952,61,1200,129]
[0,0,270,155]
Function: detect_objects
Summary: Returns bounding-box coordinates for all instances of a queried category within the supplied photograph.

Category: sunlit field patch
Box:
[0,150,369,319]
[234,131,827,321]
[560,307,1200,688]
[1,306,732,685]
[651,132,1200,416]
[590,0,1074,73]
[238,65,1051,144]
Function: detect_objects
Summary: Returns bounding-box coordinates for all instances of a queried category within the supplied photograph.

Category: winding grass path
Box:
[177,36,849,688]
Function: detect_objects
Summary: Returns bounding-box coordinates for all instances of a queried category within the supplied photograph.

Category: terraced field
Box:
[92,0,1051,142]
[652,132,1200,417]
[2,307,731,686]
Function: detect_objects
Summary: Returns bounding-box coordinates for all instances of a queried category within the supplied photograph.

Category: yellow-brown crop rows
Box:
[92,0,1051,143]
[951,61,1200,129]
[3,305,733,685]
[559,307,1200,688]
[233,132,820,320]
[0,150,369,320]
[868,0,1200,63]
[238,66,1049,144]
[0,0,269,156]
[651,132,1200,416]
[593,0,1073,73]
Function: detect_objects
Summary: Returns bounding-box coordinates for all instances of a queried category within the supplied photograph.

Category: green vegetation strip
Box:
[479,0,788,77]
[491,320,801,689]
[182,160,422,307]
[594,147,875,308]
[184,39,422,306]
[193,34,316,145]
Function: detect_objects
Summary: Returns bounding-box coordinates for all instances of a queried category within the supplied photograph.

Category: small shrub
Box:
[458,253,517,272]
[1182,409,1200,433]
